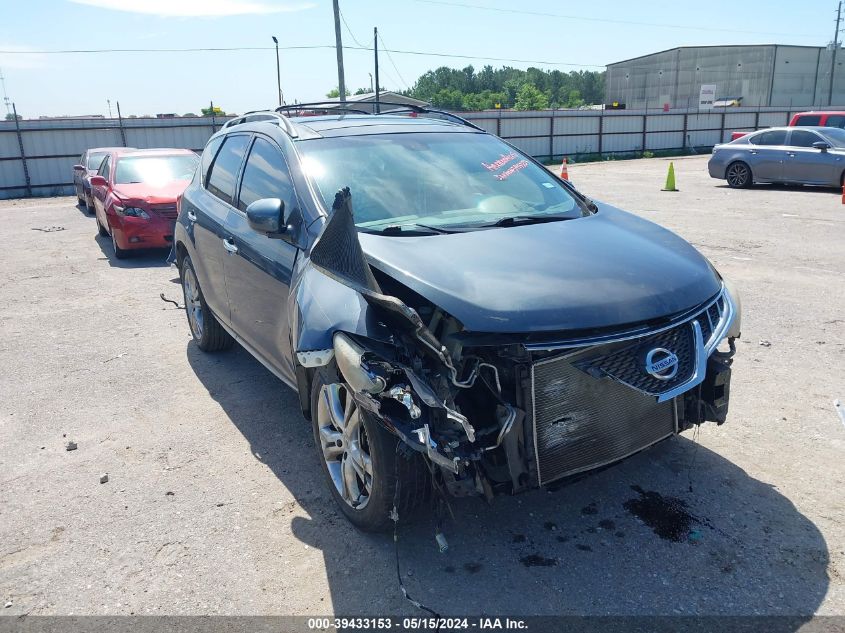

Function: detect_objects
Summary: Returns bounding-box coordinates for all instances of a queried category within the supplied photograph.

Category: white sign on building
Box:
[699,84,717,110]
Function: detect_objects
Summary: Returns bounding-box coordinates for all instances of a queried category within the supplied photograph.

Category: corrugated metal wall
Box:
[0,106,834,199]
[0,116,230,199]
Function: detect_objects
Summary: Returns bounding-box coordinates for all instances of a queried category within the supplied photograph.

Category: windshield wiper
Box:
[485,213,575,228]
[359,223,452,236]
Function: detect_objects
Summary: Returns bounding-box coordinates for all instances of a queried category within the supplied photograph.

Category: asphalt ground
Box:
[0,155,843,620]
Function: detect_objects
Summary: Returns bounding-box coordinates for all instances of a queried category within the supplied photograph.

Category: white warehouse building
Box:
[605,44,845,109]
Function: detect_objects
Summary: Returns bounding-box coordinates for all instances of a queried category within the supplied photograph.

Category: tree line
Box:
[407,65,605,111]
[326,65,605,111]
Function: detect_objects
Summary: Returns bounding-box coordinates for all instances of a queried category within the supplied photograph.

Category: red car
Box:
[90,149,199,258]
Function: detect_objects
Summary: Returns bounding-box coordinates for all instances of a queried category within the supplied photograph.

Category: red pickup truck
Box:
[729,110,845,141]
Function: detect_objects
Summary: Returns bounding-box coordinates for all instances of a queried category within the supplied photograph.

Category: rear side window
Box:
[789,130,822,148]
[206,135,250,205]
[825,115,845,128]
[794,115,821,126]
[237,137,295,212]
[100,155,111,180]
[750,130,787,146]
[200,136,224,187]
[87,152,107,169]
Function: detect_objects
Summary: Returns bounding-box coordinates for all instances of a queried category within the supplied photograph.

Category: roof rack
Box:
[274,101,484,132]
[222,110,298,138]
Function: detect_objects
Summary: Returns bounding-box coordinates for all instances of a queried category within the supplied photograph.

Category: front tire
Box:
[180,255,234,352]
[726,161,752,188]
[111,230,128,259]
[310,367,429,532]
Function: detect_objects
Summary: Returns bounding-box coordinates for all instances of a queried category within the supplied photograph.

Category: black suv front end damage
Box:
[290,189,742,500]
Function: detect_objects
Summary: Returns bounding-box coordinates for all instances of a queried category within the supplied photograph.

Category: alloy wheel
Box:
[316,382,373,509]
[182,267,205,340]
[727,163,749,187]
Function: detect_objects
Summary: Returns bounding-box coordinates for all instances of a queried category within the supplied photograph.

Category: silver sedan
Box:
[708,126,845,188]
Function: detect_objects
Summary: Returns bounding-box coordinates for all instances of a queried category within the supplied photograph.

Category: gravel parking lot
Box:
[1,154,843,618]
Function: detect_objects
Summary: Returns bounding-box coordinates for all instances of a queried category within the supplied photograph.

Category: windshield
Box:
[820,127,845,147]
[297,132,587,231]
[114,154,199,185]
[87,152,107,170]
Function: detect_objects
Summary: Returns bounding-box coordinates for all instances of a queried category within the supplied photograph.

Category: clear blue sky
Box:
[0,0,832,117]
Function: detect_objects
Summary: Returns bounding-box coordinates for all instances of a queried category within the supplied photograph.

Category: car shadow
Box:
[75,200,93,217]
[716,183,841,194]
[94,233,172,268]
[186,343,829,620]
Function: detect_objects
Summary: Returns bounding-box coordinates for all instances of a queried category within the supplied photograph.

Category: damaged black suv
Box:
[174,103,741,531]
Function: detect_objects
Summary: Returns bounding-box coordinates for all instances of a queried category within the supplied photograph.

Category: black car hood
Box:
[358,203,721,334]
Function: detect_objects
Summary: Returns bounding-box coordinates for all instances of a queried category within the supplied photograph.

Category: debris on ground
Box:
[103,352,127,363]
[31,226,65,232]
[4,602,11,609]
[99,473,109,484]
[835,400,845,427]
[759,340,772,347]
[159,293,183,309]
[65,441,77,451]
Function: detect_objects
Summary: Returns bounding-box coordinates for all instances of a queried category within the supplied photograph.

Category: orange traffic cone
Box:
[559,157,570,181]
[841,182,845,204]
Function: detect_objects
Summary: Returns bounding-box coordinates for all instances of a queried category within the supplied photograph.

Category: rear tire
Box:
[726,161,752,188]
[310,366,429,532]
[179,255,234,352]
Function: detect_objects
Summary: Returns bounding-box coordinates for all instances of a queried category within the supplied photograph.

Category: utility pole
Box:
[829,0,842,106]
[374,27,380,113]
[0,67,11,117]
[271,36,283,106]
[368,72,373,93]
[332,0,346,103]
[107,99,113,118]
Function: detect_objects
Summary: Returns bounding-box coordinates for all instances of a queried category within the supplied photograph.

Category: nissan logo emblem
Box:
[645,348,679,381]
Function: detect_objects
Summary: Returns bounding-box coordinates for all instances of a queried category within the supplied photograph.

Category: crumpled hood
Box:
[358,203,721,334]
[112,180,190,205]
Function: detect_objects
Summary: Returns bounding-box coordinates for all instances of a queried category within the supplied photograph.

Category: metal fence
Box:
[0,114,233,200]
[1,105,839,199]
[461,105,841,162]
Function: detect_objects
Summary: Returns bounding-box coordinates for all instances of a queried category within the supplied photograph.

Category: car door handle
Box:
[187,210,197,222]
[749,150,758,154]
[787,152,796,157]
[222,238,238,254]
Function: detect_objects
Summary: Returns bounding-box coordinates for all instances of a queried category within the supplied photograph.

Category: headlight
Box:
[113,205,150,219]
[723,278,742,339]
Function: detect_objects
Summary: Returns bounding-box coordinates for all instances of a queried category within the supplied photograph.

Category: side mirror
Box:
[89,175,108,187]
[812,141,831,151]
[246,198,286,235]
[73,164,85,171]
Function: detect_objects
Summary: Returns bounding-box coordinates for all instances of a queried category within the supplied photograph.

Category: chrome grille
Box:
[575,322,695,396]
[532,353,676,485]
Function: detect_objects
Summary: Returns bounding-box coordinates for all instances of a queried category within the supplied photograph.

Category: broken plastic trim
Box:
[296,349,334,368]
[333,332,386,394]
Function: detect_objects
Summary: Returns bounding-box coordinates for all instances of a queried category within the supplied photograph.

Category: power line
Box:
[0,44,604,67]
[0,44,833,76]
[411,0,818,38]
[377,31,411,91]
[338,8,367,48]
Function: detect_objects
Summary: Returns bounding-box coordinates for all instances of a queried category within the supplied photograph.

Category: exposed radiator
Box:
[531,351,677,486]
